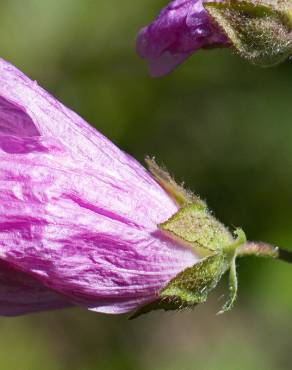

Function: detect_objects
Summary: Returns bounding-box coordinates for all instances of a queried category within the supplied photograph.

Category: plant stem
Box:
[278,247,292,264]
[237,241,292,264]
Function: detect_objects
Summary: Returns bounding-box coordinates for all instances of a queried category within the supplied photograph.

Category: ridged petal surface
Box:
[0,59,198,315]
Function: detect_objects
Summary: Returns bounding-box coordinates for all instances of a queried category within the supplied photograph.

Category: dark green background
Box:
[0,1,291,369]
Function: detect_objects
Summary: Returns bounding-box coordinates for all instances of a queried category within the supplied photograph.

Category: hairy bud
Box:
[205,0,292,66]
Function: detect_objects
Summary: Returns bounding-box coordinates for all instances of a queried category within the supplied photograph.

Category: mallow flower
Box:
[137,0,292,76]
[0,58,291,318]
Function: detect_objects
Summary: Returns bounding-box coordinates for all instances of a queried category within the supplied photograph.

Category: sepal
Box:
[205,0,292,66]
[159,204,234,256]
[130,253,229,319]
[160,253,230,305]
[145,157,206,207]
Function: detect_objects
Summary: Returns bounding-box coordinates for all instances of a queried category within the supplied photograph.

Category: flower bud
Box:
[0,59,290,318]
[137,0,292,75]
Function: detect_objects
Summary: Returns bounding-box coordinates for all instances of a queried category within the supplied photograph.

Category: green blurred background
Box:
[0,1,291,369]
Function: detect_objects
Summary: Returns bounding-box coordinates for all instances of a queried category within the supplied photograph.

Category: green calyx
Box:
[205,0,292,67]
[131,159,289,319]
[131,230,246,319]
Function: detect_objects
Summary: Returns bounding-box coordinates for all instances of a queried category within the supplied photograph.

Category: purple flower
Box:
[136,0,229,76]
[0,59,198,316]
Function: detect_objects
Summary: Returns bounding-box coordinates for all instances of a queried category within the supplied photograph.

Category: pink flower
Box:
[0,59,198,316]
[136,0,229,76]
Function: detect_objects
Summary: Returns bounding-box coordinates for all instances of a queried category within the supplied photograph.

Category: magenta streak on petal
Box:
[64,194,142,229]
[0,134,50,154]
[0,58,199,315]
[0,217,47,241]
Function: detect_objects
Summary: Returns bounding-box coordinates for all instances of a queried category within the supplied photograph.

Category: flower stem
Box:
[237,241,292,264]
[278,247,292,264]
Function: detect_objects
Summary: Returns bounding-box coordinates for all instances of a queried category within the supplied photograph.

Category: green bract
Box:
[130,159,291,319]
[131,159,248,318]
[131,158,292,318]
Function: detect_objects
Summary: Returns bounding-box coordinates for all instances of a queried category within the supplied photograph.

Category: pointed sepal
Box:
[145,157,206,207]
[130,253,230,319]
[129,297,195,319]
[160,253,230,304]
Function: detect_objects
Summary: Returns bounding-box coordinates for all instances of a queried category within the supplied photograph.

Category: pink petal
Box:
[0,59,199,314]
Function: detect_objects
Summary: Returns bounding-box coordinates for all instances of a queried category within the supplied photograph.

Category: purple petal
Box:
[137,0,229,76]
[0,59,198,315]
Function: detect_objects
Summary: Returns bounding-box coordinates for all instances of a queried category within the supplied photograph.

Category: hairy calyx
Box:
[131,158,292,318]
